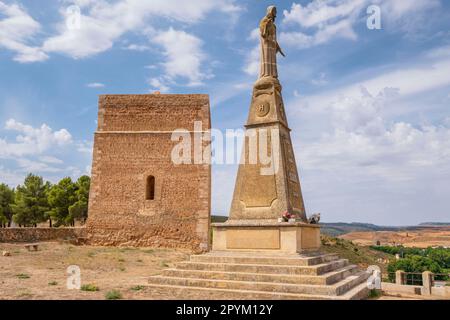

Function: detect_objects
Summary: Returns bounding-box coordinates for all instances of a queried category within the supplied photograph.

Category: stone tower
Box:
[86,94,211,252]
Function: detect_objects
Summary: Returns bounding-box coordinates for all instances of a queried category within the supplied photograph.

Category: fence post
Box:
[421,271,433,295]
[395,270,405,285]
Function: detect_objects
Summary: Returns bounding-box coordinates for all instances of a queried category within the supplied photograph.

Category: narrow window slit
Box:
[146,176,155,200]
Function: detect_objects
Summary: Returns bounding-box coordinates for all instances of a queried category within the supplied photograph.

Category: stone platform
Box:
[212,221,320,253]
[147,251,370,300]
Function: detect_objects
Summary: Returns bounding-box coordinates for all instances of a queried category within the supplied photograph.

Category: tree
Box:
[68,175,90,224]
[47,177,77,227]
[387,255,443,284]
[0,184,15,227]
[12,174,50,227]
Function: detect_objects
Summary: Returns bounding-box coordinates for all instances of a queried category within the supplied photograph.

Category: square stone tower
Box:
[86,94,211,252]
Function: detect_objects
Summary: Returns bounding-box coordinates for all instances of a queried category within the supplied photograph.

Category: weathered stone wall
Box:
[86,94,211,252]
[0,227,86,243]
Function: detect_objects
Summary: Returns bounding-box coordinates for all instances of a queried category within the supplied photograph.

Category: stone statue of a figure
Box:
[259,5,285,79]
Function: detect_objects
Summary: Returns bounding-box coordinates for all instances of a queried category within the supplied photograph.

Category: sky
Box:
[0,0,450,225]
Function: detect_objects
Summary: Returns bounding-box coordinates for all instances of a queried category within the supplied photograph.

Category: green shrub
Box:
[48,281,58,286]
[368,289,381,299]
[81,284,99,292]
[16,273,30,279]
[105,290,122,300]
[130,285,145,291]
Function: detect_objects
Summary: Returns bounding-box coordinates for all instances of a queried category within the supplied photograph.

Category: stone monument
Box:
[86,94,211,251]
[147,8,370,299]
[212,5,320,253]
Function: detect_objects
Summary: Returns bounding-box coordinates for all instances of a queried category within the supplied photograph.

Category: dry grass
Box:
[0,242,190,300]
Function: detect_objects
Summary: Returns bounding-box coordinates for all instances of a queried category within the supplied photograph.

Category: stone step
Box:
[339,276,371,300]
[145,283,335,300]
[334,272,371,296]
[148,271,368,296]
[190,252,339,266]
[161,264,359,285]
[175,259,349,276]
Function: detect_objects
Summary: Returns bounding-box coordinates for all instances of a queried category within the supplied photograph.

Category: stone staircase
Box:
[147,251,371,300]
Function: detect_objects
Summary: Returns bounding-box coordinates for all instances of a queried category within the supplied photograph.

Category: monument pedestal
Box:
[212,221,320,254]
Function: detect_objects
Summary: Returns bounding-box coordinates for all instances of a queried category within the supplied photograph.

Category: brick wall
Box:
[86,94,211,252]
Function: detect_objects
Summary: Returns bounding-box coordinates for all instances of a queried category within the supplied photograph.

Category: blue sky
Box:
[1,0,450,225]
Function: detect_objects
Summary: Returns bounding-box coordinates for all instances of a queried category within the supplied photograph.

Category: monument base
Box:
[212,221,320,254]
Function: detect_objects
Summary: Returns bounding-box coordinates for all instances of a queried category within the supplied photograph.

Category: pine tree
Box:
[0,183,15,227]
[12,174,50,227]
[47,177,77,227]
[69,175,91,224]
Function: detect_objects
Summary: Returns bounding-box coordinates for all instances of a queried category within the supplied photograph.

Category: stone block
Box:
[212,221,320,253]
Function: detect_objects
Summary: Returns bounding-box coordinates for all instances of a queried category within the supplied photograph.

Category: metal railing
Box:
[432,273,450,287]
[386,271,450,287]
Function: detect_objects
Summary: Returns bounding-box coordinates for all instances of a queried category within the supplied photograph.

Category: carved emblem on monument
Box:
[256,101,270,117]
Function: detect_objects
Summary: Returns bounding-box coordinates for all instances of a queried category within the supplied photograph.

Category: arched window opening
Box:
[146,176,155,200]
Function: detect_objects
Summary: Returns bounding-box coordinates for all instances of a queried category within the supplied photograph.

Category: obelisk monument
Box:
[212,6,320,253]
[229,5,306,222]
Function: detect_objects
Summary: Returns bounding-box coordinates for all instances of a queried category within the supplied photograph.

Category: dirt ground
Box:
[1,241,437,300]
[339,227,450,248]
[0,241,191,300]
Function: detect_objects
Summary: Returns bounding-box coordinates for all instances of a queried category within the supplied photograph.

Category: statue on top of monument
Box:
[259,5,285,79]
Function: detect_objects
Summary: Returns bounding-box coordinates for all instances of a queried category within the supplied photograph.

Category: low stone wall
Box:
[381,282,450,299]
[0,227,86,243]
[431,286,450,299]
[381,282,422,296]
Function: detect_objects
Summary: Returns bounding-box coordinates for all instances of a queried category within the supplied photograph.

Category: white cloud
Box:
[298,87,450,183]
[243,45,260,77]
[122,44,150,52]
[76,140,93,154]
[0,119,72,157]
[0,166,23,187]
[283,0,365,28]
[148,77,170,93]
[0,1,48,62]
[283,45,450,224]
[42,0,239,59]
[39,156,64,164]
[296,48,450,113]
[86,82,105,88]
[0,120,92,186]
[152,28,210,86]
[16,158,64,173]
[281,0,442,49]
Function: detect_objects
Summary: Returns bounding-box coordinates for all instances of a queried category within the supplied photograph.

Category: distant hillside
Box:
[320,235,392,272]
[320,222,398,237]
[210,217,449,237]
[419,222,450,226]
